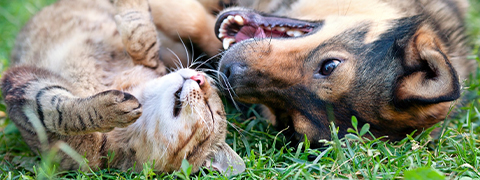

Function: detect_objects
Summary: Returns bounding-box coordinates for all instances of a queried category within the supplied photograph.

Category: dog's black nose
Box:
[222,62,248,81]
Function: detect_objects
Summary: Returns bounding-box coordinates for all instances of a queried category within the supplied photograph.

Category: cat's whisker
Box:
[190,54,209,69]
[193,52,225,70]
[166,48,184,71]
[216,71,237,91]
[196,68,241,111]
[225,120,246,137]
[193,105,211,132]
[182,99,211,132]
[188,37,194,68]
[166,67,176,73]
[159,140,171,160]
[195,68,223,85]
[176,32,189,69]
[219,75,236,92]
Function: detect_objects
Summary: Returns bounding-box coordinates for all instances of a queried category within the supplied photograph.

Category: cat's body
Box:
[2,0,244,174]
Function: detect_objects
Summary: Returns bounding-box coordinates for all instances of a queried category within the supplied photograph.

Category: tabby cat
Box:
[1,0,244,175]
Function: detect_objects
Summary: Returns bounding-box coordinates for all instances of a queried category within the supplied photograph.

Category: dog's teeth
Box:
[218,33,225,38]
[276,27,287,32]
[222,18,230,27]
[219,28,227,33]
[286,31,294,37]
[227,15,234,21]
[294,31,304,37]
[234,15,244,25]
[286,30,305,37]
[265,26,272,31]
[223,38,235,49]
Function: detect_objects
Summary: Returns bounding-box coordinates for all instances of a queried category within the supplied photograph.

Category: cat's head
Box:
[133,68,245,175]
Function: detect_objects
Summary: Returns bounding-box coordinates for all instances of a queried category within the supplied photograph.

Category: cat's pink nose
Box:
[190,73,205,86]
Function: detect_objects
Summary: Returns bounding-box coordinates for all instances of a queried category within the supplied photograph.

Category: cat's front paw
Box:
[114,0,161,69]
[115,0,150,13]
[93,90,142,130]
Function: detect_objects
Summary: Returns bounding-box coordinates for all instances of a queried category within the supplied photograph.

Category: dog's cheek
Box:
[290,110,332,146]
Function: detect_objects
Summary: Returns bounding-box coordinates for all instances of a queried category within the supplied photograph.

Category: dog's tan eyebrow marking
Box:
[303,25,369,64]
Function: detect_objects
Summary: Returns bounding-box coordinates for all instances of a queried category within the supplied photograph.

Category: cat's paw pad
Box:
[95,90,142,127]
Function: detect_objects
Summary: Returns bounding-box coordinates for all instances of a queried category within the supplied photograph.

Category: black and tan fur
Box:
[215,0,476,147]
[1,0,244,174]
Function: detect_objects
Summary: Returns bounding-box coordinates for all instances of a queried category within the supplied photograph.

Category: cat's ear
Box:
[204,142,245,176]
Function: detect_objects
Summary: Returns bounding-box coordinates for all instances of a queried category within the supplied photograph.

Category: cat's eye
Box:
[317,59,341,76]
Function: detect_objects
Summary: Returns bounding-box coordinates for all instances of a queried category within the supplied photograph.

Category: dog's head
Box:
[216,1,466,147]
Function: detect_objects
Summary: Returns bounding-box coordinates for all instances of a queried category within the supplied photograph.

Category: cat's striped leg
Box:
[114,0,165,74]
[1,66,142,136]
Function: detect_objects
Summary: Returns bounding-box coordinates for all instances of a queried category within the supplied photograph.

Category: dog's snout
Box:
[222,63,248,80]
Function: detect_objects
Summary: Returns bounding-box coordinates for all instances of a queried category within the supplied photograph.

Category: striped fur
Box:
[2,0,244,175]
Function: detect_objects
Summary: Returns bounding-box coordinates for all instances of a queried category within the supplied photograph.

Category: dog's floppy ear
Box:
[394,24,460,106]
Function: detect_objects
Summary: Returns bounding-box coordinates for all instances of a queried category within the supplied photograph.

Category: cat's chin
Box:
[125,68,218,167]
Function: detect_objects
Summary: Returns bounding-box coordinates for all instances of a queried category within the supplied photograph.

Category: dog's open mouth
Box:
[215,10,321,49]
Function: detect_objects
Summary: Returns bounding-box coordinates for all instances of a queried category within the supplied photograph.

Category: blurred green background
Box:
[0,0,56,72]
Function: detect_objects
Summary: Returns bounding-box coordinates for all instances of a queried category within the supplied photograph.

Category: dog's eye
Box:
[319,59,341,76]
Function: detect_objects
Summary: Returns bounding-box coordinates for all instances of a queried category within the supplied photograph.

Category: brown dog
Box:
[215,0,476,147]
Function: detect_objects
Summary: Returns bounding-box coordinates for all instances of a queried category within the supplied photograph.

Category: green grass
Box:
[1,0,480,179]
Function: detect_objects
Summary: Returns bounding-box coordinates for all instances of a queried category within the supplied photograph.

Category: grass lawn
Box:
[1,0,480,179]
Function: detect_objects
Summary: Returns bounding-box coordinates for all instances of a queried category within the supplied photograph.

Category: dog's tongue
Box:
[254,27,266,38]
[235,26,266,42]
